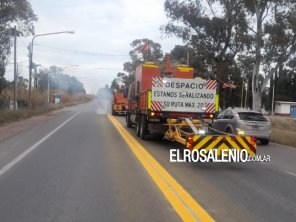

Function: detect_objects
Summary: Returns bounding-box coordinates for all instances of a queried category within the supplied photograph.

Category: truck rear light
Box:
[203,113,214,119]
[187,136,193,144]
[187,137,194,150]
[250,138,256,147]
[150,112,161,117]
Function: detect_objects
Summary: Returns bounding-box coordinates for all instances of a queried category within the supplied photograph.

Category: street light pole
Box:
[47,73,50,103]
[13,26,17,110]
[240,76,245,108]
[28,31,74,108]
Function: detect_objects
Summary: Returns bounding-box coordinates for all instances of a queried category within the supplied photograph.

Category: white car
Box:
[209,108,272,145]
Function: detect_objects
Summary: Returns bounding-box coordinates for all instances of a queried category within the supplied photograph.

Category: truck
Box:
[112,92,128,115]
[125,59,256,157]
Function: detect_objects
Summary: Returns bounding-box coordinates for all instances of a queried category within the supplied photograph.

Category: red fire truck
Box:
[112,92,128,115]
[125,59,256,157]
[126,61,217,136]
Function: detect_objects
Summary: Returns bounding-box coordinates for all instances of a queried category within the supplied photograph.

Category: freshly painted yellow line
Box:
[108,115,215,222]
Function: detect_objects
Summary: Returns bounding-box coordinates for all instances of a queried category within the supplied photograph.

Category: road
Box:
[0,101,295,222]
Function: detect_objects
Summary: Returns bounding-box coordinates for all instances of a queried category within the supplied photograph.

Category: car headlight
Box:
[236,128,245,135]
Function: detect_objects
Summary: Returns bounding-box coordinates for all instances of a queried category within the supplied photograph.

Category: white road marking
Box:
[285,171,296,177]
[0,112,80,177]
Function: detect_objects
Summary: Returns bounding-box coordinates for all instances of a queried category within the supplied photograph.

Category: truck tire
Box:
[136,115,141,137]
[126,112,132,128]
[140,115,148,140]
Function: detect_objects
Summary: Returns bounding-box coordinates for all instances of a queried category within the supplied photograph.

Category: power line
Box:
[34,44,129,57]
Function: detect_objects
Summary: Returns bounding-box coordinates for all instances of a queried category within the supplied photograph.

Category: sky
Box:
[6,0,183,94]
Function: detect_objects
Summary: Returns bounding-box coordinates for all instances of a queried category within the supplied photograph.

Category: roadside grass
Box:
[0,94,92,126]
[270,129,296,147]
[0,105,61,125]
[269,116,296,147]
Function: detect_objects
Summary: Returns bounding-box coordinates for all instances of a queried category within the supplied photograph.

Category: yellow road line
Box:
[108,115,215,222]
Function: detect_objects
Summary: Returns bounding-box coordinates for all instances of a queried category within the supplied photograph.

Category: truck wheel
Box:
[136,115,141,137]
[112,109,115,115]
[126,113,132,128]
[140,115,148,140]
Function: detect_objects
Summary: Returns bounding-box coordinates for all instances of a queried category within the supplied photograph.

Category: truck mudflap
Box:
[164,118,256,157]
[186,135,256,157]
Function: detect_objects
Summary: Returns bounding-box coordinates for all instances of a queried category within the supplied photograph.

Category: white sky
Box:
[6,0,183,94]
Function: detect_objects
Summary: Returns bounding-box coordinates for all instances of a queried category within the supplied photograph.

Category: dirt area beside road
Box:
[0,109,63,142]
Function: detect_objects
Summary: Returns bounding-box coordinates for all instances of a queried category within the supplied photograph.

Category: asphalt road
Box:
[0,101,295,222]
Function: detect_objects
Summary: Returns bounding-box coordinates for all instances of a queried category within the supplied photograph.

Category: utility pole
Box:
[240,77,244,108]
[186,51,189,66]
[28,43,32,109]
[34,63,37,89]
[33,63,41,89]
[47,73,50,103]
[16,64,18,100]
[244,81,248,108]
[13,26,17,110]
[271,71,275,115]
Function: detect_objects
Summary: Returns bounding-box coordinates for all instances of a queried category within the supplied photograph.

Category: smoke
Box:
[96,86,113,115]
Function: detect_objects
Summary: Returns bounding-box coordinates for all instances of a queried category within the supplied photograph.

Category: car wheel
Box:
[260,139,269,145]
[226,128,233,134]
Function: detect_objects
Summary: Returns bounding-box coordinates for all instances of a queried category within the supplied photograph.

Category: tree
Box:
[163,0,296,111]
[111,72,133,90]
[242,0,296,111]
[0,0,37,93]
[36,66,86,95]
[162,0,250,69]
[111,39,163,90]
[162,0,250,108]
[16,75,28,105]
[123,38,163,76]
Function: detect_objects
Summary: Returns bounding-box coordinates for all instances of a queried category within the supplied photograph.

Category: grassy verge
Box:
[269,116,296,147]
[0,105,59,125]
[0,96,92,126]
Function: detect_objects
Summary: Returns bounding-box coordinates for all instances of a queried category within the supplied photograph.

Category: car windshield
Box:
[238,112,268,122]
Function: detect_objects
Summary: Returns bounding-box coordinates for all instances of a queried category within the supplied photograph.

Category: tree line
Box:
[112,0,296,112]
[36,66,85,95]
[0,0,85,108]
[0,0,37,94]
